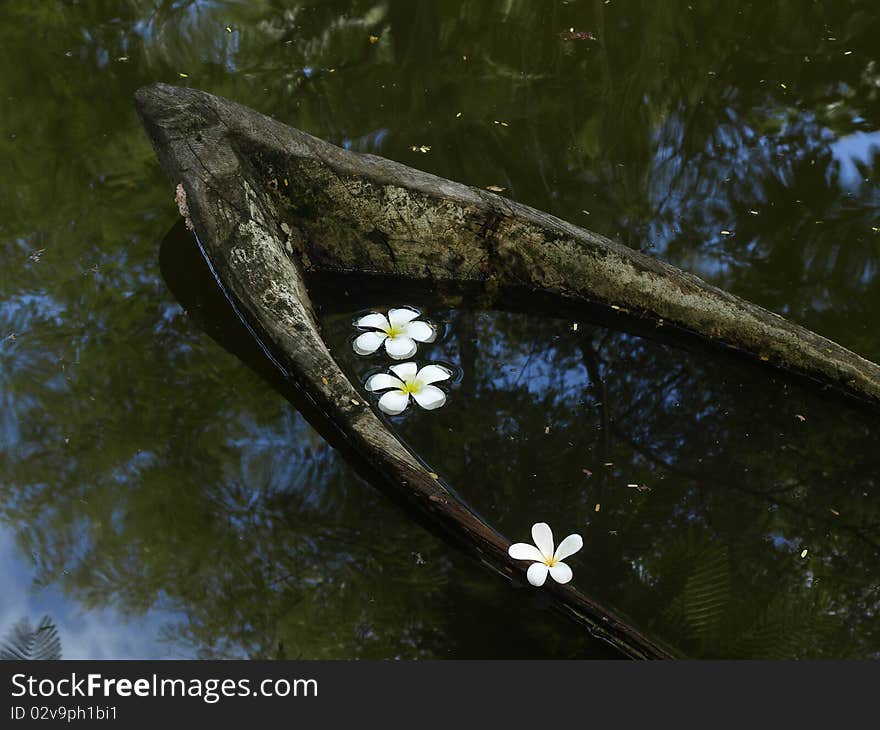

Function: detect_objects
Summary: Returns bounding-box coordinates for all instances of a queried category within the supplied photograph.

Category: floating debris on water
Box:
[800,549,809,558]
[560,28,597,41]
[485,185,506,192]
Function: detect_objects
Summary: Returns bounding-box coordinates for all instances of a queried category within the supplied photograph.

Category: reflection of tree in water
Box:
[1,0,880,658]
[0,616,62,660]
[326,303,880,658]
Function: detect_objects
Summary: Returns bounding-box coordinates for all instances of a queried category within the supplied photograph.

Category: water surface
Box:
[2,0,879,658]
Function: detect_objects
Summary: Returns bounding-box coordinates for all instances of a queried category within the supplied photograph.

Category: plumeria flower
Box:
[508,522,583,587]
[365,362,452,415]
[353,307,435,360]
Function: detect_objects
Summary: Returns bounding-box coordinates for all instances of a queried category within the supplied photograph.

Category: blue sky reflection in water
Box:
[1,0,880,658]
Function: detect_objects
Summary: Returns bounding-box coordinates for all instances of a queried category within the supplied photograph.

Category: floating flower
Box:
[365,362,451,415]
[508,522,583,587]
[353,307,435,360]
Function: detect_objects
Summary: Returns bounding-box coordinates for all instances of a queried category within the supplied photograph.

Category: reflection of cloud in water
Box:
[0,526,182,659]
[829,129,880,190]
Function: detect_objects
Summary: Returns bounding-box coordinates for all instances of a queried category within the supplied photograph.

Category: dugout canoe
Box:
[135,82,880,659]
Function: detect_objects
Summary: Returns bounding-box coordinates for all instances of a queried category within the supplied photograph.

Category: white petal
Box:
[412,384,446,410]
[365,373,405,392]
[531,522,554,561]
[416,364,452,384]
[389,362,418,381]
[353,331,387,355]
[388,307,420,327]
[548,562,573,584]
[527,562,549,587]
[508,543,545,562]
[378,390,410,415]
[385,336,418,360]
[356,312,390,331]
[553,534,583,562]
[403,320,435,342]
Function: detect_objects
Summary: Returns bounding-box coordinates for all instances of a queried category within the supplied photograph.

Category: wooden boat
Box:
[135,83,880,659]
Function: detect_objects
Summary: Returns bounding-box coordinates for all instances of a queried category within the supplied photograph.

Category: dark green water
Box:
[2,1,880,658]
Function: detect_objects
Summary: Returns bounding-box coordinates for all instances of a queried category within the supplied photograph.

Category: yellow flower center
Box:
[384,324,405,338]
[400,380,423,395]
[544,556,558,567]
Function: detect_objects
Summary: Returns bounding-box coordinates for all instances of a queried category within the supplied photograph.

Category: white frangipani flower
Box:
[353,307,435,360]
[508,522,583,587]
[365,362,451,415]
